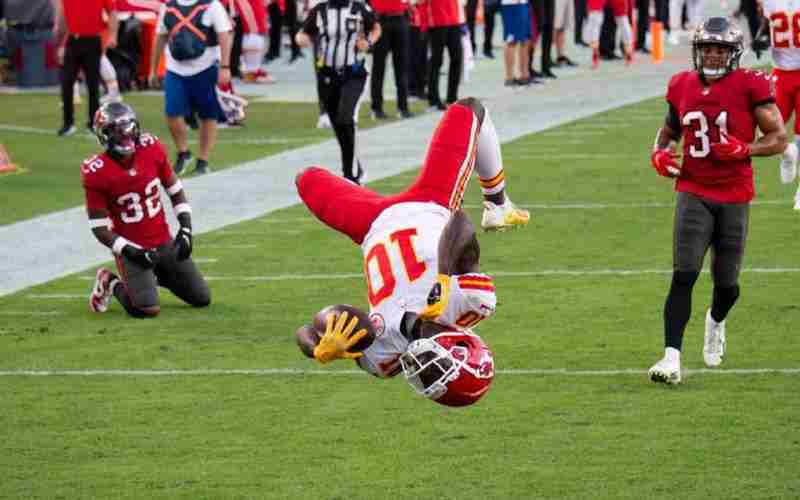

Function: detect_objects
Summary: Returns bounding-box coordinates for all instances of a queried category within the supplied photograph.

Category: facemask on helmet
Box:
[400,331,495,407]
[93,102,140,157]
[692,17,744,79]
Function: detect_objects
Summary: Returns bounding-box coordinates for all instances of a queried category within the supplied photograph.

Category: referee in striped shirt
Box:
[296,0,381,184]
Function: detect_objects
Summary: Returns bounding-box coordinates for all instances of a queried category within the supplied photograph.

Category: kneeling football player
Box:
[82,102,211,317]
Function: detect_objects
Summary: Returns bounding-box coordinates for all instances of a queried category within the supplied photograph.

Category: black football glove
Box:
[122,245,160,269]
[752,36,770,60]
[173,226,193,261]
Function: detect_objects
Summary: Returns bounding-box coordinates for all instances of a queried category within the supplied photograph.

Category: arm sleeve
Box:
[749,70,776,108]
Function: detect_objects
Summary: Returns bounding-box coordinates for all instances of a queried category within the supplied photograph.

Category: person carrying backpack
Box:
[149,0,233,175]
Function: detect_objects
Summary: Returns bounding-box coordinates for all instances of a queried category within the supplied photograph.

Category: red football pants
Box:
[296,102,481,244]
[773,68,800,135]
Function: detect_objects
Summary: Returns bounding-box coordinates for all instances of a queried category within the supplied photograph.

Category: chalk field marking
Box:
[66,267,799,285]
[506,153,632,160]
[0,311,65,316]
[201,244,258,249]
[462,200,791,210]
[538,130,607,137]
[0,368,797,377]
[0,124,302,146]
[26,294,84,299]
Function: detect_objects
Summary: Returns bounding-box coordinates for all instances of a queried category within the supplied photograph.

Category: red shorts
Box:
[587,0,627,16]
[296,102,481,244]
[773,68,800,134]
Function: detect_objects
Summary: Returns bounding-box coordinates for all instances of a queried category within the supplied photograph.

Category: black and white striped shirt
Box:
[302,0,376,71]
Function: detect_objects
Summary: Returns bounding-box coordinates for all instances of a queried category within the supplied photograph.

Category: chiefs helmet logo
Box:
[477,353,495,378]
[369,312,385,338]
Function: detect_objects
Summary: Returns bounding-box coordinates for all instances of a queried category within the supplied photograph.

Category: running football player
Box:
[648,18,786,384]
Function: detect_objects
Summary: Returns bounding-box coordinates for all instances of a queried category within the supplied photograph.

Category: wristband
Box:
[112,236,137,255]
[220,65,231,69]
[174,203,192,215]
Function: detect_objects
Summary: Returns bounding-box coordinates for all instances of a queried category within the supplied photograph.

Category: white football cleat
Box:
[89,268,114,313]
[648,353,681,385]
[317,113,332,129]
[794,184,800,210]
[779,143,798,184]
[703,309,726,367]
[481,200,530,231]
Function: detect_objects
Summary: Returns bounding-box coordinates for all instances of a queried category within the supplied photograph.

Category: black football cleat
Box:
[194,158,210,175]
[174,150,192,175]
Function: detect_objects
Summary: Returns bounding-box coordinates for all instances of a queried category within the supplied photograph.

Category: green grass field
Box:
[1,94,799,499]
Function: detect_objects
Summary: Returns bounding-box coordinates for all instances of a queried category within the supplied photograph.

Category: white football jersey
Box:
[762,0,800,70]
[356,202,497,378]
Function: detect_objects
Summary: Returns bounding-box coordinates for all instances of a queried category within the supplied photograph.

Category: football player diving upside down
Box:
[294,97,527,406]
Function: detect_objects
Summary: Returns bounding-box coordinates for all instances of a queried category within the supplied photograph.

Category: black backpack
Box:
[163,0,218,61]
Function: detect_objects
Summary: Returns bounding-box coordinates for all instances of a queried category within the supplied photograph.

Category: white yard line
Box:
[462,200,791,209]
[0,368,797,377]
[66,266,798,284]
[0,311,65,316]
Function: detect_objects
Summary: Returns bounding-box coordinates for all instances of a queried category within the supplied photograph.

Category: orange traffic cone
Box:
[0,144,18,174]
[651,21,664,63]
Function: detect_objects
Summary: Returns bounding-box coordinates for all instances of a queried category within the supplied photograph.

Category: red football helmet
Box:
[400,331,495,407]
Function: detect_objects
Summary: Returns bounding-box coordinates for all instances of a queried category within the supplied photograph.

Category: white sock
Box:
[475,109,506,196]
[100,55,119,95]
[587,11,603,45]
[242,34,266,73]
[665,347,681,363]
[615,16,633,46]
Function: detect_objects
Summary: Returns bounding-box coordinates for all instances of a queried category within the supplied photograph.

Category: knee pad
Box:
[455,97,485,125]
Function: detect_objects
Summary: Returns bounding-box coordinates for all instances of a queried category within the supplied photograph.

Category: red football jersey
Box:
[667,68,775,203]
[81,134,176,249]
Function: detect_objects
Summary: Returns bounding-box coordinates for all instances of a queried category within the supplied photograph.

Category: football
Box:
[312,304,376,353]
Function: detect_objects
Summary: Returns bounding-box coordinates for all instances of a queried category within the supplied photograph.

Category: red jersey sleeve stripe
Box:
[458,274,493,284]
[459,283,496,292]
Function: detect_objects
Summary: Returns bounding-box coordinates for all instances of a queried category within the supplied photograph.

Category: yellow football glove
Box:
[419,274,451,321]
[313,311,368,364]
